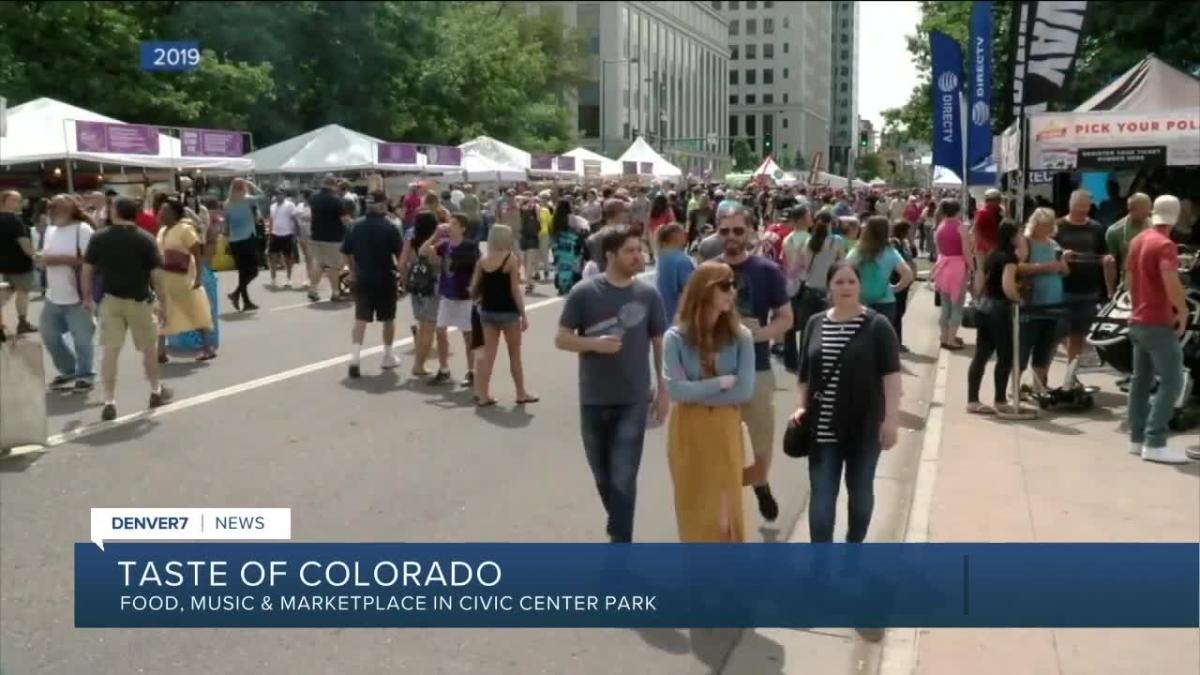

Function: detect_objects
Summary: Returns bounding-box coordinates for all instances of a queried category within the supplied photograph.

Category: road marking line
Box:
[269,300,321,313]
[878,346,950,675]
[37,295,565,449]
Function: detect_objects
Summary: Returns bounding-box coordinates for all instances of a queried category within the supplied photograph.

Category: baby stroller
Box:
[1087,246,1200,430]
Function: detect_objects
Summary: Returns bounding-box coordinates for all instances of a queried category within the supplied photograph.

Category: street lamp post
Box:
[600,57,637,156]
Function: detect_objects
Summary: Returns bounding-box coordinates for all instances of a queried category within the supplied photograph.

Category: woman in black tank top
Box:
[469,223,536,407]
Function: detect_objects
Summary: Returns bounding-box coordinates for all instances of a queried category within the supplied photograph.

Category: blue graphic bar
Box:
[75,543,1199,628]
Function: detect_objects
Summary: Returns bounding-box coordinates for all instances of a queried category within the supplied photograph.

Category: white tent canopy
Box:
[458,136,531,170]
[1076,55,1200,112]
[245,124,423,174]
[562,147,623,178]
[617,137,683,178]
[752,157,785,179]
[0,97,253,172]
[439,150,527,184]
[932,166,963,188]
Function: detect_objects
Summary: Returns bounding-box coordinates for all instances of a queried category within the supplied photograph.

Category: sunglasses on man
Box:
[717,226,746,237]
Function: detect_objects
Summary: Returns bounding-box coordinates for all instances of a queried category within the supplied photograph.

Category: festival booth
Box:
[562,147,623,182]
[0,97,253,192]
[1000,56,1200,214]
[437,150,527,185]
[458,136,530,171]
[617,137,683,181]
[245,124,425,175]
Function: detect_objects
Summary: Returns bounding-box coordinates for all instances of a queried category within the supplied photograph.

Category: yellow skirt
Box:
[161,270,214,336]
[667,403,747,542]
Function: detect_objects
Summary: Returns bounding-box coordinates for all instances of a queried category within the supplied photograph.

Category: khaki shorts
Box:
[309,241,344,271]
[740,367,776,462]
[0,271,35,292]
[99,295,158,352]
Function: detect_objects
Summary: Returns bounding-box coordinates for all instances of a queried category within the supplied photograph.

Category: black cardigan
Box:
[797,308,901,456]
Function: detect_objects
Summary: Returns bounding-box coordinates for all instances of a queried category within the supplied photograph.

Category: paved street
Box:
[1,271,942,675]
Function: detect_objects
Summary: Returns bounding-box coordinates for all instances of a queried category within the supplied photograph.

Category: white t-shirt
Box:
[450,190,465,209]
[294,202,312,238]
[42,222,94,305]
[270,200,296,236]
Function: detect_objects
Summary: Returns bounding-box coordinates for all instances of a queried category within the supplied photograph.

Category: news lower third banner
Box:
[76,544,1198,629]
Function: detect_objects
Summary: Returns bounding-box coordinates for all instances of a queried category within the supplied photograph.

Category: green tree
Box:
[855,153,884,181]
[732,139,756,170]
[882,1,1200,146]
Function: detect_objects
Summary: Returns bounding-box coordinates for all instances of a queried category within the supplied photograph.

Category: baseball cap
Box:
[985,188,1002,200]
[1151,194,1180,227]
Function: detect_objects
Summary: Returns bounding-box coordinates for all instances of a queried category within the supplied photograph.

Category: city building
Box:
[715,0,833,173]
[829,0,859,177]
[523,2,729,175]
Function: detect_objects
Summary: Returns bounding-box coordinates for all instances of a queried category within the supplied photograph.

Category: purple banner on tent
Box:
[180,128,244,157]
[639,162,653,174]
[75,121,160,155]
[556,156,576,172]
[623,161,638,176]
[532,155,554,170]
[428,145,462,167]
[378,142,418,165]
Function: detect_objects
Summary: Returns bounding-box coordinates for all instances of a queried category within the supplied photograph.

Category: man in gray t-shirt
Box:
[585,198,631,273]
[557,225,667,544]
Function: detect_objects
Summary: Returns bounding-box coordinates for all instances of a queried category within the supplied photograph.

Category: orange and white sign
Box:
[1028,110,1200,170]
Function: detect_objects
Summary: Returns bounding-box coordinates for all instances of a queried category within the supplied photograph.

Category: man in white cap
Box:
[1124,194,1191,464]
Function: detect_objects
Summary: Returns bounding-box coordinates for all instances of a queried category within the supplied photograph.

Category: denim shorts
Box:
[479,310,520,325]
[1063,293,1100,334]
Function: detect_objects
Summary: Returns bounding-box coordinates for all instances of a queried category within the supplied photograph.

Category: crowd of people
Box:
[1,170,1196,554]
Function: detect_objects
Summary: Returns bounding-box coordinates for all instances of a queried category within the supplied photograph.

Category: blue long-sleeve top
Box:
[663,325,756,405]
[656,249,695,323]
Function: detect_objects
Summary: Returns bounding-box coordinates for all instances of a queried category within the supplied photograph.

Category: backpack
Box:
[520,208,540,241]
[406,254,438,297]
[856,252,891,305]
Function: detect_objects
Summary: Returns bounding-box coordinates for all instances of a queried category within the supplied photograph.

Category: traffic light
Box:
[763,133,773,157]
[859,131,869,151]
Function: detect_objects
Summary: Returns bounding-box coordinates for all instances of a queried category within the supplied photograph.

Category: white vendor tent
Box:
[1076,55,1200,113]
[932,166,963,188]
[752,157,786,182]
[458,136,531,171]
[562,147,623,179]
[439,150,527,184]
[0,97,253,172]
[245,124,423,174]
[617,137,683,179]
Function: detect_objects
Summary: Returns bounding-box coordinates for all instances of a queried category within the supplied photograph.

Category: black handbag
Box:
[782,411,813,458]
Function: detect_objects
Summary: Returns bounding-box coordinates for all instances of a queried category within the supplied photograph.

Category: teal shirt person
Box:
[225,199,257,243]
[1027,238,1064,307]
[656,249,696,324]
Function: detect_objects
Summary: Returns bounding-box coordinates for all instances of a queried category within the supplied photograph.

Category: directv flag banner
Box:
[74,543,1198,628]
[967,1,996,185]
[930,31,965,174]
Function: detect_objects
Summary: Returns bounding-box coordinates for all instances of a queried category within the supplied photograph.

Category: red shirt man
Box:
[973,189,1003,255]
[1128,202,1182,328]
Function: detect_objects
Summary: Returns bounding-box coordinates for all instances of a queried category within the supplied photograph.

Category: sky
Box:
[857,1,922,134]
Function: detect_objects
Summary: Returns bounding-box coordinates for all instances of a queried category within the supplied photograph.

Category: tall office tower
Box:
[714,0,832,173]
[524,2,729,175]
[829,1,859,177]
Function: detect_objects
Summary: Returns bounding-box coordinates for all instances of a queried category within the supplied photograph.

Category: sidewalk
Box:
[908,347,1200,675]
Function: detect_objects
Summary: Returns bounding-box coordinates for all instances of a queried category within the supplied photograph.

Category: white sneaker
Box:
[1129,442,1143,456]
[381,354,400,370]
[1141,445,1189,465]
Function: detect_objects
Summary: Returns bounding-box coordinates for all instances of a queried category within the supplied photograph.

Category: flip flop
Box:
[515,396,540,405]
[476,398,498,408]
[967,403,996,415]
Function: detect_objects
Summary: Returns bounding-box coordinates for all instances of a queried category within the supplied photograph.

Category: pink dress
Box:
[932,218,969,303]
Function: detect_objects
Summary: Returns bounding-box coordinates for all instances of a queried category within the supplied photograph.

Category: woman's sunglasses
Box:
[712,279,735,293]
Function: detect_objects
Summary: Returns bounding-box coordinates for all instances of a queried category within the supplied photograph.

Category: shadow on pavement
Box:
[218,311,258,322]
[0,448,47,473]
[714,628,786,674]
[160,360,209,380]
[898,409,926,431]
[901,351,938,365]
[340,371,404,394]
[630,627,752,673]
[44,391,103,416]
[1172,461,1199,477]
[473,405,534,429]
[70,416,160,447]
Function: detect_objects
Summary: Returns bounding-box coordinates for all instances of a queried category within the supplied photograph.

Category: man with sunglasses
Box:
[717,201,793,522]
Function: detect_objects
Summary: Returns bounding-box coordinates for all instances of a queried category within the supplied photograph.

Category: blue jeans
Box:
[808,441,882,543]
[1127,324,1184,449]
[40,300,96,381]
[580,403,649,543]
